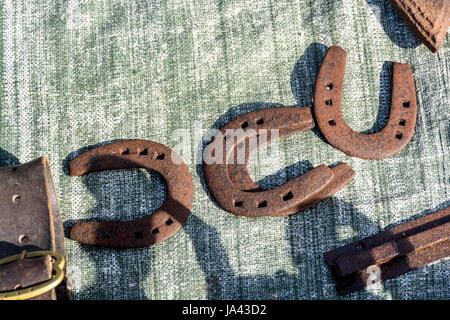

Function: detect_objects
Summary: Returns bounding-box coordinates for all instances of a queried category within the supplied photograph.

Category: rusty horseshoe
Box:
[68,140,194,248]
[203,107,355,218]
[314,46,417,160]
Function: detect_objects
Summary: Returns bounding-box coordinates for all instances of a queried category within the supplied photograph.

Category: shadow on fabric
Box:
[0,148,20,167]
[182,199,382,299]
[183,200,449,299]
[365,0,421,49]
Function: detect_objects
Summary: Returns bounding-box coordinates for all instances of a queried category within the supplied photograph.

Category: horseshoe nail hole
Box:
[122,149,130,155]
[395,132,403,140]
[152,228,159,234]
[257,200,267,208]
[325,99,333,106]
[165,218,173,226]
[282,191,293,201]
[328,120,336,126]
[14,284,22,291]
[402,101,410,108]
[139,149,148,156]
[134,232,143,239]
[12,195,21,204]
[356,241,365,251]
[156,153,165,160]
[234,200,244,207]
[10,167,17,172]
[399,119,406,126]
[326,83,333,90]
[18,234,28,243]
[256,118,264,125]
[241,121,249,129]
[209,136,216,144]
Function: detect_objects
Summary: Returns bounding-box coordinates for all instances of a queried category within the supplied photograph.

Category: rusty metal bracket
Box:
[203,107,355,218]
[388,0,449,53]
[68,140,194,248]
[324,206,450,295]
[313,46,417,160]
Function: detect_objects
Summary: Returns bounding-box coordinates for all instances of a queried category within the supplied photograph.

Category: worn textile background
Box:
[0,0,448,300]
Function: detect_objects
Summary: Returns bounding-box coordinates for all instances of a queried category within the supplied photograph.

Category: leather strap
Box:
[0,157,70,300]
[314,46,417,160]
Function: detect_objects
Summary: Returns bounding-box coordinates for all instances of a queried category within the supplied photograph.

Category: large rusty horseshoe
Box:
[68,140,194,248]
[203,107,355,218]
[314,46,417,160]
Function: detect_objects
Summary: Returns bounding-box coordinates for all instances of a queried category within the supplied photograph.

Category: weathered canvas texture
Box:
[0,0,448,299]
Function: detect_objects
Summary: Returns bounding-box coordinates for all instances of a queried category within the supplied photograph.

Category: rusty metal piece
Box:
[325,206,450,295]
[314,46,417,160]
[68,139,194,248]
[0,157,70,300]
[203,107,355,218]
[388,0,449,53]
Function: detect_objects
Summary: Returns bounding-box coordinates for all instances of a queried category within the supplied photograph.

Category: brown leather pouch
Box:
[0,157,71,300]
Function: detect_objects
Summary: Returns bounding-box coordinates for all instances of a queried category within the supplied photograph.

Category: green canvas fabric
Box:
[0,0,448,300]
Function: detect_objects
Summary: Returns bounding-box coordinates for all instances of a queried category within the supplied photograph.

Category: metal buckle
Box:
[0,250,65,300]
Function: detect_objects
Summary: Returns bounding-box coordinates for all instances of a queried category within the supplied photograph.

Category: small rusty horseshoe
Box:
[203,107,355,218]
[314,46,417,160]
[68,140,193,248]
